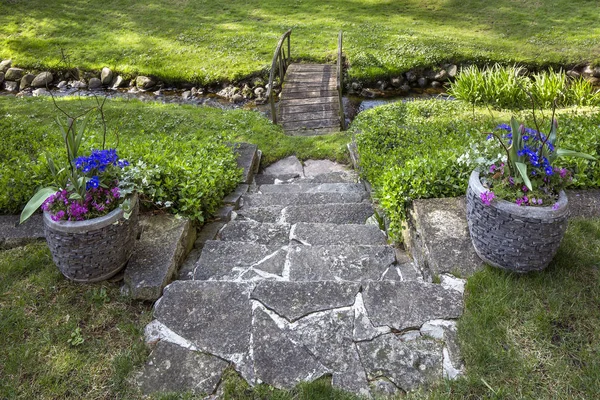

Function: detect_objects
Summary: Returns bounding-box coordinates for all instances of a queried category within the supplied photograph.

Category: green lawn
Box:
[1,0,599,84]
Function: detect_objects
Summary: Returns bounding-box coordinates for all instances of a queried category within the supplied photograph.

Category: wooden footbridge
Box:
[266,30,346,135]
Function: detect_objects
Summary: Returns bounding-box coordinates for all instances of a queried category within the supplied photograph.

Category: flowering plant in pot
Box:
[466,111,597,273]
[20,102,139,282]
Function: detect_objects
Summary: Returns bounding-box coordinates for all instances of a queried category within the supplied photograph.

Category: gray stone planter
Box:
[466,170,568,273]
[44,194,139,282]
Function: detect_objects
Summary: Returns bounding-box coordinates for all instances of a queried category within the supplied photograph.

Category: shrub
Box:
[0,97,242,223]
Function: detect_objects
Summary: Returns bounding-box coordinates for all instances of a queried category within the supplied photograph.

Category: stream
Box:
[1,85,451,125]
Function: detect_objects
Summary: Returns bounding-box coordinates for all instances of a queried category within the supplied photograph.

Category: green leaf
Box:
[20,187,57,224]
[515,162,532,191]
[556,148,597,161]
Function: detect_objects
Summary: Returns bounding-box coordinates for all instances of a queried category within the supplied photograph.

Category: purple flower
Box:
[480,191,495,206]
[490,165,496,173]
[552,203,560,210]
[508,177,515,185]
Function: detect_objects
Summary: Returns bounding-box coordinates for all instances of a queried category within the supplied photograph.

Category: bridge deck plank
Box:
[280,63,341,136]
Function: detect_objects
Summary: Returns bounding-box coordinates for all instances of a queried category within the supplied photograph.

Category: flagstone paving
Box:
[137,156,467,398]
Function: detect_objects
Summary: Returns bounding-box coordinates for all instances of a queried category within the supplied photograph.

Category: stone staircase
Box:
[137,158,466,398]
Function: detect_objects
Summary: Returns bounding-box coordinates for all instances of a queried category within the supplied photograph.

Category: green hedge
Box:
[0,97,258,223]
[351,100,600,240]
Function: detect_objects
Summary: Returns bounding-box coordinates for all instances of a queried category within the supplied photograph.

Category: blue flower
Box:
[86,176,100,190]
[496,124,511,131]
[486,133,494,140]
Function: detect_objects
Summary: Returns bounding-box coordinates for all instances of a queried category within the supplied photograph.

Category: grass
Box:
[1,0,600,84]
[0,242,153,399]
[407,217,600,399]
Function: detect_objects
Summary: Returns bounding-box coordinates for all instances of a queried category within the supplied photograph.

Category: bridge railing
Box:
[337,31,346,131]
[267,29,292,124]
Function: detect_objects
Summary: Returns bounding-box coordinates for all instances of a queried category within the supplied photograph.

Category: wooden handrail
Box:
[267,29,292,124]
[337,31,346,130]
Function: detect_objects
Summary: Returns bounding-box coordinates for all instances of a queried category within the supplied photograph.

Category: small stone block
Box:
[215,205,234,222]
[194,222,225,248]
[124,215,194,300]
[233,142,259,184]
[262,155,304,177]
[223,184,249,207]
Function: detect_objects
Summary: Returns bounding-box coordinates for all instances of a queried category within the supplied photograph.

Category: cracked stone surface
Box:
[288,244,395,281]
[357,334,443,391]
[362,281,463,331]
[136,341,229,396]
[252,306,328,388]
[154,281,253,359]
[252,281,360,322]
[193,241,285,280]
[139,161,468,398]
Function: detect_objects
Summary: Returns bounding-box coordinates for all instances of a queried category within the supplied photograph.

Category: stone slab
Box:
[303,159,351,177]
[242,192,368,207]
[305,171,359,184]
[567,189,600,218]
[291,222,387,246]
[136,341,228,396]
[0,214,44,250]
[215,205,234,222]
[178,247,202,280]
[219,221,290,246]
[362,281,463,331]
[253,173,301,185]
[252,281,360,321]
[262,156,304,177]
[124,215,195,300]
[357,334,443,392]
[233,142,259,184]
[235,206,285,223]
[287,244,395,281]
[252,306,328,389]
[287,308,370,396]
[283,203,374,224]
[154,281,253,359]
[405,197,483,279]
[257,182,365,194]
[194,240,285,280]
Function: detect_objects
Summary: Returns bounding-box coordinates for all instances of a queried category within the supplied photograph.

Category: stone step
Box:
[124,215,196,300]
[291,222,387,246]
[253,171,358,185]
[257,182,365,194]
[236,203,374,224]
[219,221,291,246]
[194,241,286,281]
[191,241,397,282]
[242,192,368,207]
[287,244,395,282]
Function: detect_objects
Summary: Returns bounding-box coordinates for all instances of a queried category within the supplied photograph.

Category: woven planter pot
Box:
[466,170,569,273]
[43,194,139,283]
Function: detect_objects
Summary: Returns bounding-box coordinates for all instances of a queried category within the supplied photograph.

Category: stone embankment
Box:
[348,63,600,98]
[3,58,600,103]
[0,59,271,104]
